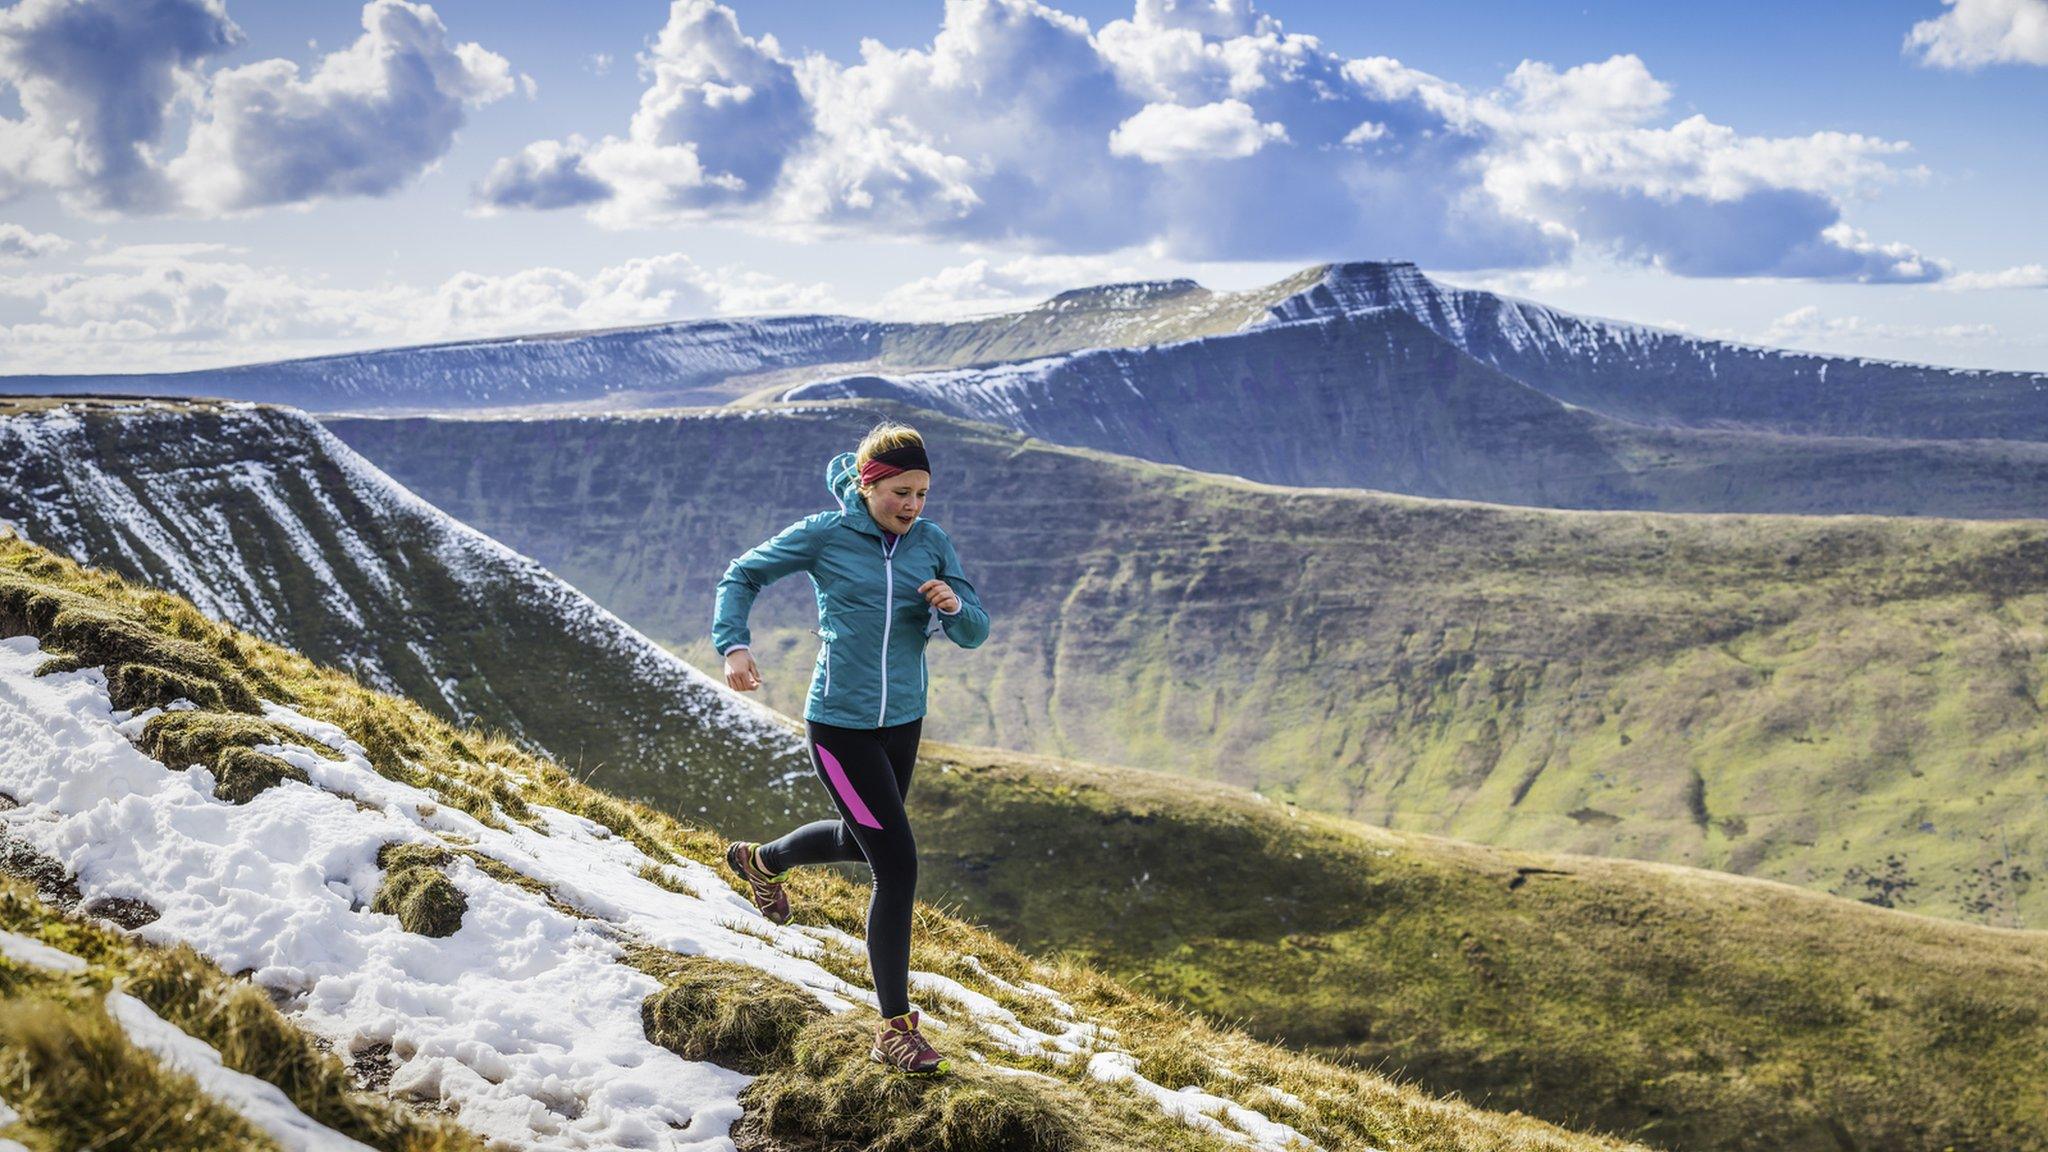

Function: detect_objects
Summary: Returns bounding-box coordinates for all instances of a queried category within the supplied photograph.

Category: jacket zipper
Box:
[824,645,831,697]
[878,532,896,725]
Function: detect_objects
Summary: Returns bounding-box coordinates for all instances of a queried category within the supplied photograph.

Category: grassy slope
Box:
[907,738,2048,1152]
[0,532,1657,1152]
[327,402,2048,927]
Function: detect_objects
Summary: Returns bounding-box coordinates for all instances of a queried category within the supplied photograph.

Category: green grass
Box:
[907,738,2048,1152]
[0,529,1664,1152]
[326,401,2048,929]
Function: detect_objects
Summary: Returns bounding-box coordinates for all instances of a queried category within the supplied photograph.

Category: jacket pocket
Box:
[813,624,837,698]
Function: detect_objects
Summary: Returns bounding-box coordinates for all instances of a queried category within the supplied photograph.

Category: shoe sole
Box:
[870,1047,950,1075]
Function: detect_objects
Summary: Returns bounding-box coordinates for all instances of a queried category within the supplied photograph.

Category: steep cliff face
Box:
[330,403,2048,926]
[1265,262,2048,439]
[0,397,811,830]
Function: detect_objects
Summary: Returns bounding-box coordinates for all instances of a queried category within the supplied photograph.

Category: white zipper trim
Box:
[823,646,831,696]
[878,531,896,725]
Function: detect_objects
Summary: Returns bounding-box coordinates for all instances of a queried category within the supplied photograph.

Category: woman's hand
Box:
[724,649,763,691]
[919,579,961,614]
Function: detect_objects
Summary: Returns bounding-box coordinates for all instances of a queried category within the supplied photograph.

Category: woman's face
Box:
[865,468,930,532]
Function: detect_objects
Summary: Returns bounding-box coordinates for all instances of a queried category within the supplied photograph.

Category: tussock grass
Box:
[912,741,2048,1152]
[632,948,827,1073]
[371,843,468,938]
[140,712,326,804]
[739,1015,1091,1152]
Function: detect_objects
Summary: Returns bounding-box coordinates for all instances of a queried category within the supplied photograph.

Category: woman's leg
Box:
[754,817,862,874]
[755,717,921,873]
[797,718,922,1018]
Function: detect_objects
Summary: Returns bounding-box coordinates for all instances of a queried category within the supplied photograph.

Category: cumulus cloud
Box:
[475,138,612,209]
[170,0,515,212]
[477,0,1942,283]
[1109,99,1287,162]
[0,0,512,216]
[0,0,243,213]
[477,0,810,224]
[0,223,69,260]
[0,247,832,372]
[1906,0,2048,67]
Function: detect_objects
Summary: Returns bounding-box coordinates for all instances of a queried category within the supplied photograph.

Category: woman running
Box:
[710,419,989,1076]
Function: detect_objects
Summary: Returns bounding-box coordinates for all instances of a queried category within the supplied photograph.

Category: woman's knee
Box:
[872,836,918,892]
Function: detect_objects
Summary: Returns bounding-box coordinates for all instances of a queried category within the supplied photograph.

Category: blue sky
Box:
[0,0,2042,374]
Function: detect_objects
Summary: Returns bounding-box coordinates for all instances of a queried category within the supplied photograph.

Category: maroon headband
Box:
[858,443,930,486]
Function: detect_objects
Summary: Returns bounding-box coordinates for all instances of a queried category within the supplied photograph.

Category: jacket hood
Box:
[827,451,861,513]
[827,450,889,538]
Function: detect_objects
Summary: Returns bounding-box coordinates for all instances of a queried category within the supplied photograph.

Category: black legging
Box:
[756,717,922,1018]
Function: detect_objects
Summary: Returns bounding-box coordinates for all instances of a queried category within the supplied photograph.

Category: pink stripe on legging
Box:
[817,743,883,829]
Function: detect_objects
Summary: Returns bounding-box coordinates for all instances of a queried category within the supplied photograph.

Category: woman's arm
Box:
[711,515,824,657]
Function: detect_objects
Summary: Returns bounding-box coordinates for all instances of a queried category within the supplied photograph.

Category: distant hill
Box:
[329,401,2048,927]
[0,396,812,833]
[6,258,2040,447]
[782,307,2048,518]
[1267,262,2048,440]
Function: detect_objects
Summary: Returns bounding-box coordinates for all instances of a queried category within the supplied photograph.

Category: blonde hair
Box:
[855,420,926,495]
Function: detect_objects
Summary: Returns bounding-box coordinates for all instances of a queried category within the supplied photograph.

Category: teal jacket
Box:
[711,451,990,728]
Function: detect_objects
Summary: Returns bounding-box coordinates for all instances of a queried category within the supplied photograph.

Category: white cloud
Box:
[1941,263,2048,289]
[0,249,832,372]
[476,0,811,225]
[0,223,69,260]
[1906,0,2048,67]
[1108,99,1287,162]
[0,0,243,213]
[475,0,1941,284]
[0,0,511,217]
[170,0,516,212]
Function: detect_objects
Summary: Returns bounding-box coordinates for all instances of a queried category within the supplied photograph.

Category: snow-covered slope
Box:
[0,635,1339,1150]
[0,398,810,832]
[1260,262,2048,439]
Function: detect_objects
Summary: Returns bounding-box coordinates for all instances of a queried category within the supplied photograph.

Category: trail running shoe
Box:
[871,1009,950,1075]
[724,841,790,925]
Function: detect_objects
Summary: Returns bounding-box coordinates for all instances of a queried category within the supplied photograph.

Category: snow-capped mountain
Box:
[0,397,811,831]
[778,307,2048,515]
[1263,262,2048,439]
[12,259,2037,440]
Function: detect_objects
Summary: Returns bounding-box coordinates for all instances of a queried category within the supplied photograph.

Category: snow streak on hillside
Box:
[0,637,1321,1151]
[0,401,800,769]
